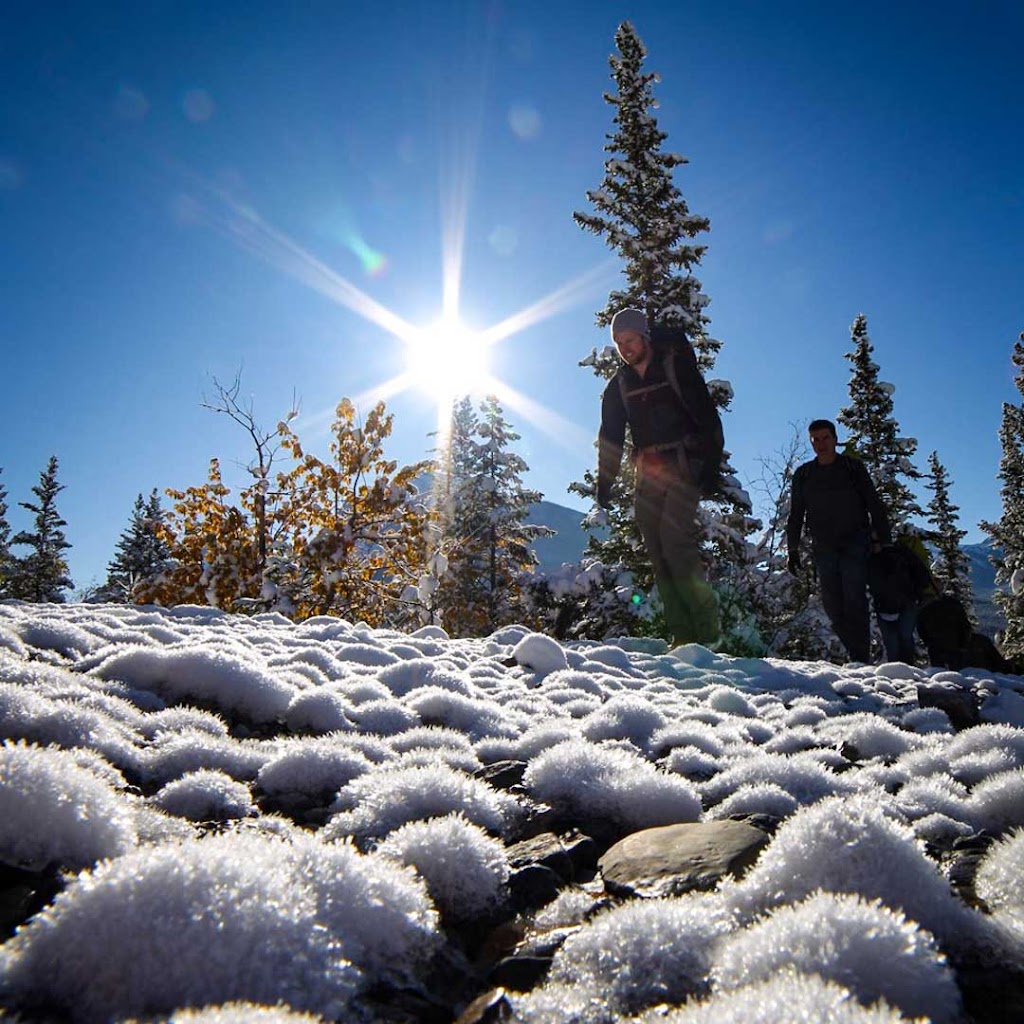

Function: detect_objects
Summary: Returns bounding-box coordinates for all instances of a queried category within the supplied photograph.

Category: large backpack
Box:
[615,325,724,495]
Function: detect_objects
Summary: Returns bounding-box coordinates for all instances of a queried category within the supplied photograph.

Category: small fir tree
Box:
[9,455,73,603]
[981,333,1024,659]
[924,451,973,614]
[99,490,173,603]
[434,396,552,636]
[837,314,924,530]
[0,468,12,598]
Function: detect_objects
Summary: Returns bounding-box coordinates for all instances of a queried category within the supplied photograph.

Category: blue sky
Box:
[3,1,1022,590]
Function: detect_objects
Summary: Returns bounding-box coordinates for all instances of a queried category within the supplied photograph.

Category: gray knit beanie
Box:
[610,308,649,339]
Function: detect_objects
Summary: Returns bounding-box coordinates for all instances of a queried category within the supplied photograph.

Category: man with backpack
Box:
[786,419,891,663]
[596,308,724,648]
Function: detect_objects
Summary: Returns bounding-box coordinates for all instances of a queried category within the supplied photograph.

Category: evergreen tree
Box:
[981,333,1024,659]
[0,468,12,598]
[570,20,756,643]
[99,490,173,603]
[837,314,924,529]
[9,455,73,603]
[435,396,552,636]
[924,451,973,614]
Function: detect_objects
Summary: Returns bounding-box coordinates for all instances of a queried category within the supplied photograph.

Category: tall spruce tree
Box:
[981,333,1024,659]
[0,468,12,598]
[99,490,173,603]
[924,451,973,614]
[9,455,73,602]
[837,314,924,530]
[571,20,755,643]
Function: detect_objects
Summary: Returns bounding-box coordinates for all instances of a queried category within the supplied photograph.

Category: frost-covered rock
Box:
[0,741,137,870]
[0,832,438,1022]
[544,894,732,1015]
[377,813,509,922]
[151,769,256,822]
[524,739,701,834]
[712,892,961,1022]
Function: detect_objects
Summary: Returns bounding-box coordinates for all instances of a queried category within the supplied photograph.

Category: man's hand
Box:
[787,552,802,576]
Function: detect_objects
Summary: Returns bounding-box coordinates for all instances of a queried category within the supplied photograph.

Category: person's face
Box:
[809,427,837,461]
[613,328,650,366]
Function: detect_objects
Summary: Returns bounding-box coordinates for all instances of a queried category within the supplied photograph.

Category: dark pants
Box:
[634,449,719,646]
[814,531,871,663]
[878,605,919,663]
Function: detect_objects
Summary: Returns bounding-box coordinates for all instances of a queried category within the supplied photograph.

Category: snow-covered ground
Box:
[3,601,1024,1023]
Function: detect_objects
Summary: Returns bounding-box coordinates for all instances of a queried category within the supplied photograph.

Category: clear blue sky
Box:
[3,1,1022,590]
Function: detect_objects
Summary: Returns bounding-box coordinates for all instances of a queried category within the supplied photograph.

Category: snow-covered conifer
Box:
[434,396,552,635]
[97,490,173,603]
[0,467,12,598]
[981,333,1024,660]
[8,454,74,602]
[838,315,923,529]
[571,21,756,647]
[924,451,973,613]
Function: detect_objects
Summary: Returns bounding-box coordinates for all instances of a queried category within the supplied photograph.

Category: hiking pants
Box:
[878,605,919,664]
[634,450,719,646]
[813,531,871,663]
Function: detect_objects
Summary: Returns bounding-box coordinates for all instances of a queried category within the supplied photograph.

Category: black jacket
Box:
[787,454,891,553]
[868,543,933,614]
[597,339,723,501]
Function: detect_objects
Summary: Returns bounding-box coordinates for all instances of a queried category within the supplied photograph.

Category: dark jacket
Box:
[786,454,891,553]
[868,542,933,614]
[597,339,723,501]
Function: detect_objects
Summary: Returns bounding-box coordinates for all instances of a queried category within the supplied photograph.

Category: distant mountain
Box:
[526,500,1007,635]
[525,499,591,572]
[964,540,1005,635]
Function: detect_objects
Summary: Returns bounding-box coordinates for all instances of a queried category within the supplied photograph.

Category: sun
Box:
[404,315,493,403]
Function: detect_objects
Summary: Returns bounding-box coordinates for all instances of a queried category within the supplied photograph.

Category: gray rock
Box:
[917,683,980,731]
[505,830,597,882]
[599,820,769,898]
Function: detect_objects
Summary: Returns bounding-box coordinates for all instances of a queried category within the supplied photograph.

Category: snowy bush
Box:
[90,645,296,724]
[346,698,419,736]
[403,686,519,741]
[966,769,1024,833]
[284,687,354,733]
[712,892,960,1023]
[701,751,855,809]
[664,745,722,780]
[975,829,1024,924]
[545,895,731,1016]
[581,695,667,751]
[376,658,473,697]
[641,972,918,1023]
[722,793,969,941]
[141,729,267,785]
[324,763,520,843]
[151,770,256,822]
[376,813,509,922]
[0,832,439,1022]
[256,739,371,798]
[816,713,920,761]
[524,739,701,832]
[891,776,969,824]
[147,1003,328,1024]
[0,741,137,870]
[707,782,800,821]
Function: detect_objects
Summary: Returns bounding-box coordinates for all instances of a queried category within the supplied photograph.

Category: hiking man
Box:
[596,308,724,648]
[786,419,891,663]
